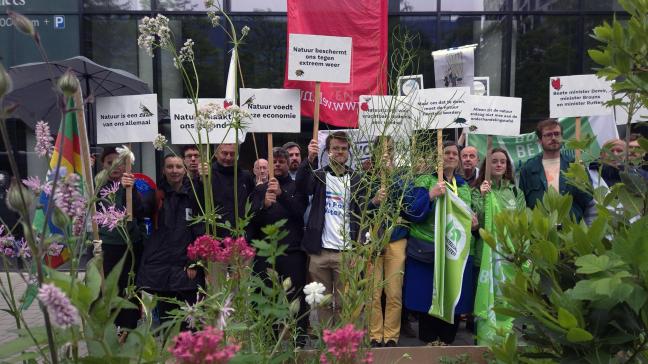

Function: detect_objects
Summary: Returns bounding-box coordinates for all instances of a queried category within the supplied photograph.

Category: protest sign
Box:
[287,34,352,84]
[239,89,301,133]
[432,45,476,92]
[397,75,424,96]
[473,77,489,96]
[549,74,613,118]
[169,98,239,145]
[358,95,414,139]
[414,87,471,130]
[96,94,158,144]
[465,96,521,136]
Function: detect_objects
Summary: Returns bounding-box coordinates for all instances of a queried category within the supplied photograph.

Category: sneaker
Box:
[370,340,383,348]
[384,340,397,347]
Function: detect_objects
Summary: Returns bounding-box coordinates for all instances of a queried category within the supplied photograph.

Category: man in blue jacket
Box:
[518,119,592,221]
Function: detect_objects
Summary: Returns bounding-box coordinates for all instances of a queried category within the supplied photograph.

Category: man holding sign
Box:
[518,119,592,221]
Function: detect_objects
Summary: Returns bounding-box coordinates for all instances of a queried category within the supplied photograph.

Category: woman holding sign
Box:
[402,141,478,344]
[470,148,525,344]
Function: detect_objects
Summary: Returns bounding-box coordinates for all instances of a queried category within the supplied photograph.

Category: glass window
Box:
[393,16,437,92]
[583,1,625,11]
[6,0,78,12]
[513,0,579,11]
[234,16,286,88]
[156,0,208,11]
[439,15,507,96]
[84,16,141,77]
[230,0,287,12]
[84,0,151,11]
[511,15,580,122]
[1,14,80,68]
[441,0,507,11]
[399,0,437,12]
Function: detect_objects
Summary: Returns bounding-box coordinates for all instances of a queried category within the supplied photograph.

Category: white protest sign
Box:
[465,96,521,136]
[169,98,240,145]
[614,95,648,125]
[432,45,476,92]
[358,95,414,139]
[287,34,352,83]
[240,89,301,133]
[414,87,470,130]
[549,74,613,118]
[96,94,158,144]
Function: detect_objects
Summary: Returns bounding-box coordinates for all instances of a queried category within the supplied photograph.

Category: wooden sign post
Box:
[312,82,321,140]
[484,135,493,181]
[267,134,274,179]
[125,143,133,221]
[437,129,444,179]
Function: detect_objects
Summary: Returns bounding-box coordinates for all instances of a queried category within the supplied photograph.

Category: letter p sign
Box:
[54,16,65,29]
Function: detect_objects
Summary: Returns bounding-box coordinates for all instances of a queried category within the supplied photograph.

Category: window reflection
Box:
[230,0,287,12]
[85,16,140,76]
[513,0,578,11]
[156,0,207,11]
[399,0,437,12]
[235,16,286,88]
[394,17,436,92]
[84,0,151,11]
[440,0,506,11]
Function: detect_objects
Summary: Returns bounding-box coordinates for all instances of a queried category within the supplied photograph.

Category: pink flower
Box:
[320,324,371,364]
[187,235,219,261]
[99,181,120,199]
[169,326,240,364]
[187,235,255,264]
[37,283,79,328]
[16,239,31,259]
[46,242,64,257]
[34,121,54,158]
[54,173,87,235]
[93,203,127,231]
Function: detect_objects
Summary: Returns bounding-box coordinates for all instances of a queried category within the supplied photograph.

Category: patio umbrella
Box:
[3,56,151,143]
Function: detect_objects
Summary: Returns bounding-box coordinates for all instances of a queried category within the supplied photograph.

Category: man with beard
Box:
[283,142,302,180]
[519,119,591,221]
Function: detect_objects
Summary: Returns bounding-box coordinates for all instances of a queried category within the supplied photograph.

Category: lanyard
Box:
[445,177,458,196]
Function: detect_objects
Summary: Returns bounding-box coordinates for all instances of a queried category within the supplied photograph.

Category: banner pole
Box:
[73,85,100,241]
[267,133,274,180]
[313,81,321,140]
[485,135,493,182]
[575,116,581,163]
[125,142,133,221]
[437,129,444,179]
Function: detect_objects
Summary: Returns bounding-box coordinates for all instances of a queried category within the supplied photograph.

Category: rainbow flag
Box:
[34,97,83,268]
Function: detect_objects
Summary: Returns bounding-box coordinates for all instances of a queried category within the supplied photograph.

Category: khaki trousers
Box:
[308,249,343,326]
[369,238,407,342]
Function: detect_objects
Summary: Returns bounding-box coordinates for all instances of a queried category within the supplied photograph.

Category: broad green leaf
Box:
[575,255,609,274]
[558,307,578,329]
[588,49,610,66]
[85,258,102,303]
[627,287,648,314]
[566,327,594,342]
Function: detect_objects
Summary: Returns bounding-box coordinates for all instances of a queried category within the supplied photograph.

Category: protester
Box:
[363,137,409,348]
[249,147,309,345]
[283,141,302,181]
[182,145,202,179]
[210,143,256,237]
[628,134,648,180]
[518,119,592,221]
[296,132,362,326]
[460,146,480,185]
[401,140,478,344]
[97,147,148,334]
[588,139,626,189]
[137,155,204,330]
[253,158,269,185]
[471,147,525,343]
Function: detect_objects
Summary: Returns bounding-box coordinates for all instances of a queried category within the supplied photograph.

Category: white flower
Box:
[241,25,250,37]
[195,102,224,132]
[303,282,326,306]
[153,134,168,151]
[207,11,220,27]
[137,14,172,56]
[115,145,135,164]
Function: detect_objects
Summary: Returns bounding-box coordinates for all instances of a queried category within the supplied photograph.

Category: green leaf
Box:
[558,307,578,329]
[575,254,609,274]
[626,287,648,314]
[588,49,610,66]
[0,335,40,359]
[84,257,102,303]
[566,327,594,342]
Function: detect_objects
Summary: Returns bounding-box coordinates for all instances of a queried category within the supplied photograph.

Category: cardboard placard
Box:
[358,95,414,138]
[466,96,521,136]
[169,98,240,145]
[240,88,301,133]
[287,33,352,83]
[96,94,158,144]
[549,74,613,118]
[414,87,471,130]
[432,45,476,92]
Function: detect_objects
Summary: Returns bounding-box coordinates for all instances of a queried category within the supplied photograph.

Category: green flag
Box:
[474,193,515,344]
[430,192,473,324]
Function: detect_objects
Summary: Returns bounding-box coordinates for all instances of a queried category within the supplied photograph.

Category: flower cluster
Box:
[216,294,234,330]
[320,324,372,364]
[46,242,64,257]
[34,121,54,158]
[206,11,221,27]
[195,102,224,132]
[153,133,168,151]
[22,176,52,195]
[54,173,87,235]
[94,203,127,231]
[138,14,172,57]
[169,326,240,364]
[303,281,326,306]
[174,39,195,69]
[241,25,250,37]
[0,226,30,259]
[37,283,80,328]
[99,181,120,199]
[187,235,255,263]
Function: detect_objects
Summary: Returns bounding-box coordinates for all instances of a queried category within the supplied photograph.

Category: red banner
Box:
[284,0,388,129]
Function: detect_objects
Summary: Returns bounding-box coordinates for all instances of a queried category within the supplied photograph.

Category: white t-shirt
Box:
[542,157,561,191]
[322,173,351,250]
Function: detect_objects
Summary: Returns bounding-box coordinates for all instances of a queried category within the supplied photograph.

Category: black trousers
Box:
[254,250,309,336]
[102,244,141,330]
[418,313,460,344]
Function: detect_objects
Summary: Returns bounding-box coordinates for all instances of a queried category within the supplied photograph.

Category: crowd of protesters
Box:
[97,118,646,346]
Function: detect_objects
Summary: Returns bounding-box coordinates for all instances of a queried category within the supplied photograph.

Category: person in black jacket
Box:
[249,147,309,344]
[137,155,204,329]
[211,143,256,237]
[296,132,362,326]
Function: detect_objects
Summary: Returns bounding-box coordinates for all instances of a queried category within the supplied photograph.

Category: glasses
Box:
[542,131,562,139]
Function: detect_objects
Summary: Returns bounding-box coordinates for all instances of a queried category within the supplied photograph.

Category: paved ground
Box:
[0,272,475,347]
